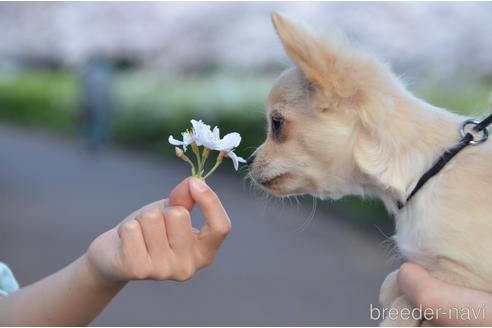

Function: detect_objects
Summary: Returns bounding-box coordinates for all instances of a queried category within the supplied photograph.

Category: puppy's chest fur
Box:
[392,143,492,291]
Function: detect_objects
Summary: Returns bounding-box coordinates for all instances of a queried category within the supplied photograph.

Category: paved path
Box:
[0,124,399,326]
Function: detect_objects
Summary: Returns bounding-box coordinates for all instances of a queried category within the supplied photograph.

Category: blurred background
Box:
[1,2,492,326]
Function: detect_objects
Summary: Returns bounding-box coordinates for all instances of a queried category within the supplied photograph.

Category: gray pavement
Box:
[0,124,399,326]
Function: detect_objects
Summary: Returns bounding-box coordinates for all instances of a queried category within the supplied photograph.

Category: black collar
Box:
[397,115,491,210]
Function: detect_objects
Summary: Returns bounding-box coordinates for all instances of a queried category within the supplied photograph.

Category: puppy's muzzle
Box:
[246,153,256,166]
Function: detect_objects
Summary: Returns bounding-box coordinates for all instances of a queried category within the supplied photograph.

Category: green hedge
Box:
[0,71,78,133]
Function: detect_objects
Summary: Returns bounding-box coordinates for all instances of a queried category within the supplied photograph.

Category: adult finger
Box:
[398,262,435,308]
[398,262,492,326]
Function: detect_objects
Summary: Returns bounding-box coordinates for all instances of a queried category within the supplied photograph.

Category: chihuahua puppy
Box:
[249,12,492,326]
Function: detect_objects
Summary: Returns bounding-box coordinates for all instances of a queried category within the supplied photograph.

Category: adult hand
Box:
[398,262,492,326]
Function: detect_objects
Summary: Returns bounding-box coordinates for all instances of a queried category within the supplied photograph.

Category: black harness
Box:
[397,113,492,210]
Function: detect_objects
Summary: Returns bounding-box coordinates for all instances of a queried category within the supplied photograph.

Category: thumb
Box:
[398,262,435,307]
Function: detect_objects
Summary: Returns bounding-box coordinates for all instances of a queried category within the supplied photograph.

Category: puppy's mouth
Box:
[255,173,292,191]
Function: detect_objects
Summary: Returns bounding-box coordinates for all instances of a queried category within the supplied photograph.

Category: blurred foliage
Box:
[112,71,271,159]
[414,80,492,117]
[0,69,491,233]
[0,70,78,133]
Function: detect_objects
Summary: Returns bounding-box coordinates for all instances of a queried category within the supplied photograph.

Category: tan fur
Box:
[249,12,492,326]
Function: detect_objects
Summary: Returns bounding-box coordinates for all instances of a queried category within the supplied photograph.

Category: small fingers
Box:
[117,220,148,278]
[136,208,169,256]
[168,177,195,211]
[188,178,231,266]
[122,199,167,224]
[118,220,146,255]
[189,178,231,241]
[163,206,194,256]
[163,206,199,281]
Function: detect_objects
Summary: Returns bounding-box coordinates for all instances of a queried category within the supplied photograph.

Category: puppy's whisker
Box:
[286,195,293,208]
[295,197,317,233]
[295,195,301,210]
[374,224,392,241]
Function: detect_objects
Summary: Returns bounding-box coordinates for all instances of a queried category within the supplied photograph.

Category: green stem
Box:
[202,161,221,179]
[181,156,196,176]
[200,148,210,176]
[202,153,224,180]
[191,143,202,178]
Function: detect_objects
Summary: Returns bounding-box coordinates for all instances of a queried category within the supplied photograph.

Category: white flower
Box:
[170,119,246,173]
[168,130,194,151]
[202,128,245,171]
[169,119,208,150]
[192,120,220,149]
[190,119,212,147]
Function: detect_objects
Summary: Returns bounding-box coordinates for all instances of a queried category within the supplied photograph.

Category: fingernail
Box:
[191,177,209,192]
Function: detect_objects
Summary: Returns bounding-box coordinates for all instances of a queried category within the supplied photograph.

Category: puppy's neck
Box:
[354,93,465,214]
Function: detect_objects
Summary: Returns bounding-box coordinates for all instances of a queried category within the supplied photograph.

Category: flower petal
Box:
[190,119,202,131]
[168,135,184,146]
[202,139,218,150]
[218,132,241,151]
[213,126,220,139]
[200,129,219,149]
[191,119,213,147]
[182,132,194,146]
[236,155,247,163]
[227,151,245,171]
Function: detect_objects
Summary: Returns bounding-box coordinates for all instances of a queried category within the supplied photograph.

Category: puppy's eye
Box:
[271,116,284,135]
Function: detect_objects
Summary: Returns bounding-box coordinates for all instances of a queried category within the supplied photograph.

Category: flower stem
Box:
[191,143,202,178]
[186,158,196,176]
[200,148,210,175]
[202,147,210,164]
[175,147,196,176]
[203,151,225,180]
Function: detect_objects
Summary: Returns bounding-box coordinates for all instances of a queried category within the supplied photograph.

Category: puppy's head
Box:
[249,13,404,199]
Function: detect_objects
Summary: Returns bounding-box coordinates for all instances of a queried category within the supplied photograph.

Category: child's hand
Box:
[0,178,230,326]
[85,177,231,283]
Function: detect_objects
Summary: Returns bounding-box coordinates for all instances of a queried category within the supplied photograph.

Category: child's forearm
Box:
[0,254,125,326]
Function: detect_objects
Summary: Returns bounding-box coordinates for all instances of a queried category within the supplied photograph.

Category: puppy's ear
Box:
[271,12,366,100]
[272,12,328,87]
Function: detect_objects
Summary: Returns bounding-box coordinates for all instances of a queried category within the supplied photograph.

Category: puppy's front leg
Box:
[379,270,402,308]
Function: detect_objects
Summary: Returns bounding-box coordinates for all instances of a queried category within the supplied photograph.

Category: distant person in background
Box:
[0,178,231,325]
[78,57,113,152]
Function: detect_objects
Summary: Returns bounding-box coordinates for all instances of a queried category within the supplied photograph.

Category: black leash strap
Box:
[397,115,491,210]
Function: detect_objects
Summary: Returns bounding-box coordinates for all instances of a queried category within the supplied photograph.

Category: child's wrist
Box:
[78,254,126,293]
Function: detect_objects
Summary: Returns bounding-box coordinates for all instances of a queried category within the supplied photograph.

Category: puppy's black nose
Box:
[247,154,256,166]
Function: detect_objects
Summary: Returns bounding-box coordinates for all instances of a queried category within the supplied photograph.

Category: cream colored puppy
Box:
[249,12,492,326]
